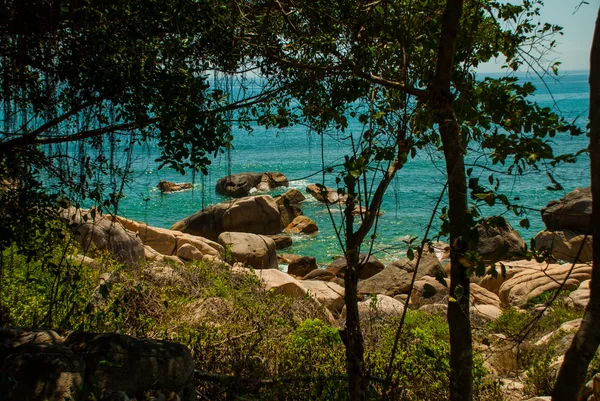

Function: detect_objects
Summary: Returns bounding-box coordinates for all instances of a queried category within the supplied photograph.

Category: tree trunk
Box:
[343,174,367,401]
[431,1,473,400]
[552,7,600,401]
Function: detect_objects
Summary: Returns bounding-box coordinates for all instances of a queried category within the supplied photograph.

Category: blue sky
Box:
[478,0,597,73]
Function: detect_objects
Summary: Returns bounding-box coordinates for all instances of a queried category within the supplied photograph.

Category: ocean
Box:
[116,70,591,266]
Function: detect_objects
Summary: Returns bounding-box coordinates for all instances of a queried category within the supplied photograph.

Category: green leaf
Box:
[423,283,437,299]
[407,248,414,261]
[519,218,530,229]
[454,285,464,302]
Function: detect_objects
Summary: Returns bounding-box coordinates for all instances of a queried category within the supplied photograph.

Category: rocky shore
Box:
[12,174,595,401]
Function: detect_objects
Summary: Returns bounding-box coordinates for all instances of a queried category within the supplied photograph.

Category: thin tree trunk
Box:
[552,7,600,401]
[431,1,473,400]
[343,175,367,401]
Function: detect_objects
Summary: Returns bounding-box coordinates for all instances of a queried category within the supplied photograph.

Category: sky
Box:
[478,0,597,73]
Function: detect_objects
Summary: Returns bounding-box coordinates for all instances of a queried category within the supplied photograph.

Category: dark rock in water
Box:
[215,172,288,197]
[541,187,592,234]
[326,253,384,280]
[267,234,293,250]
[171,195,282,241]
[306,184,347,204]
[216,172,263,197]
[0,328,195,401]
[473,217,526,262]
[157,180,193,193]
[288,256,318,277]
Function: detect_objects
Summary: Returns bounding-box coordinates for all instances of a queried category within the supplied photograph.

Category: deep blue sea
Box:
[116,71,591,265]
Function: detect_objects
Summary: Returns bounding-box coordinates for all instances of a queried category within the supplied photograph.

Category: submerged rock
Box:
[157,180,193,193]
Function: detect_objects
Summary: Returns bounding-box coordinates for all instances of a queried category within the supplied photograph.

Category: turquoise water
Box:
[117,71,591,265]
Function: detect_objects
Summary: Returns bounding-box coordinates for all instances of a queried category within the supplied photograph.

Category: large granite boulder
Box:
[306,184,347,204]
[534,229,593,263]
[473,217,526,262]
[171,195,282,241]
[138,225,178,255]
[358,251,444,296]
[63,209,145,267]
[498,262,592,307]
[299,280,345,315]
[0,329,194,401]
[326,253,384,280]
[541,187,592,234]
[218,232,278,269]
[216,172,288,197]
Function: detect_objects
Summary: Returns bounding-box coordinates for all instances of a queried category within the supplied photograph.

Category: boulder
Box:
[278,253,301,264]
[299,280,345,315]
[541,187,592,234]
[0,329,194,401]
[175,233,224,258]
[216,172,288,197]
[342,294,404,321]
[278,203,303,227]
[534,229,593,263]
[411,276,450,307]
[138,224,178,255]
[106,214,141,233]
[267,234,293,250]
[473,217,526,262]
[498,262,592,307]
[157,180,193,193]
[171,195,282,241]
[306,184,347,204]
[478,259,541,294]
[288,256,318,277]
[256,172,289,192]
[470,304,501,322]
[357,251,444,296]
[217,232,278,269]
[285,215,319,234]
[471,283,501,308]
[65,331,194,400]
[302,269,336,281]
[176,243,204,261]
[275,188,306,206]
[326,253,384,280]
[565,279,590,309]
[64,209,145,266]
[249,268,307,296]
[215,172,263,197]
